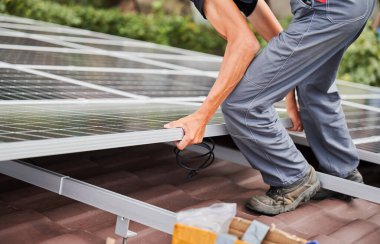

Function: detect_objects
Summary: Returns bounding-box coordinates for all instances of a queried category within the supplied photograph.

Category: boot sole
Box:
[246,179,321,215]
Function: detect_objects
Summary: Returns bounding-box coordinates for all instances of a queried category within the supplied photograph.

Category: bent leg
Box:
[296,49,359,177]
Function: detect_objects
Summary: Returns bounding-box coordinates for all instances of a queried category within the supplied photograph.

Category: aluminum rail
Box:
[0,160,177,234]
[288,132,380,165]
[186,144,380,204]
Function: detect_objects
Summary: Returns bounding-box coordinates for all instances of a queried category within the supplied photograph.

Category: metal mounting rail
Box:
[0,160,177,235]
[186,144,380,204]
[288,132,380,165]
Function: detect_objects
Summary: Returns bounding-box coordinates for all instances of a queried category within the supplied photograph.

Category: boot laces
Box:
[267,187,286,208]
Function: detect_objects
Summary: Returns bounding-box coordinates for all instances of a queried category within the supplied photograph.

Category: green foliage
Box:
[48,0,119,8]
[0,0,226,55]
[339,25,380,86]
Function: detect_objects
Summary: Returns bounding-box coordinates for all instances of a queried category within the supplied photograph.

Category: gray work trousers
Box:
[221,0,376,187]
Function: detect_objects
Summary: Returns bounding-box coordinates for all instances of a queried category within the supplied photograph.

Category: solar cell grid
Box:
[0,36,63,47]
[45,70,214,97]
[336,83,380,95]
[356,142,380,153]
[350,128,380,139]
[0,25,104,39]
[0,49,161,68]
[0,68,123,100]
[344,98,380,108]
[0,103,226,143]
[149,57,221,71]
[78,43,182,54]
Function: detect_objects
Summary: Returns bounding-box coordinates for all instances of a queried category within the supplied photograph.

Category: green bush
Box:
[338,25,380,86]
[0,0,226,55]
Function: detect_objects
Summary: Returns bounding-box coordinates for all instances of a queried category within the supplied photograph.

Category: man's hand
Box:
[286,89,303,132]
[164,111,208,150]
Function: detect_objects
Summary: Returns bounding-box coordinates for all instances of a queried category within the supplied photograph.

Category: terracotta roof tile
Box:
[0,210,68,243]
[356,229,380,244]
[328,219,379,243]
[39,231,105,244]
[177,176,249,200]
[310,235,340,244]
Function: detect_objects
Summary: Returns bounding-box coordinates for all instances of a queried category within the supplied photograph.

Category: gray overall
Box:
[221,0,376,187]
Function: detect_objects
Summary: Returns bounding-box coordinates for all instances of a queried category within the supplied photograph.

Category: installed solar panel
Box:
[356,142,380,153]
[8,29,105,39]
[336,83,379,95]
[0,68,123,100]
[0,103,221,142]
[44,70,214,97]
[0,49,162,68]
[344,98,380,107]
[0,36,63,47]
[77,43,184,54]
[149,58,221,71]
[0,23,105,39]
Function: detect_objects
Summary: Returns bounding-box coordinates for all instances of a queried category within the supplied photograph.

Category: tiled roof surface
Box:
[0,142,379,244]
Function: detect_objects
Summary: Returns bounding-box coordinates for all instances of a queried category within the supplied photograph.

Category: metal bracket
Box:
[115,216,137,240]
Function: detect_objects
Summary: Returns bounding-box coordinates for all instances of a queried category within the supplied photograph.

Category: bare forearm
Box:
[197,39,259,120]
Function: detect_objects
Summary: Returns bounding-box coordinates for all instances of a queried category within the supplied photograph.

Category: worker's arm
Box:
[164,0,259,150]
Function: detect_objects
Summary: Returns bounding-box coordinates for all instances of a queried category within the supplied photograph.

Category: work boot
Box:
[246,166,320,215]
[312,169,363,201]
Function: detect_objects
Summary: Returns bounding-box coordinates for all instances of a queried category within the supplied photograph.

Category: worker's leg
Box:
[296,48,359,178]
[221,0,374,189]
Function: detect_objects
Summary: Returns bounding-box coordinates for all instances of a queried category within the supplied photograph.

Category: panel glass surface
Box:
[77,43,182,55]
[46,70,214,97]
[356,142,380,153]
[149,58,221,71]
[0,36,63,47]
[0,103,225,143]
[0,68,123,100]
[0,49,162,68]
[344,99,380,108]
[1,27,104,39]
[337,83,380,95]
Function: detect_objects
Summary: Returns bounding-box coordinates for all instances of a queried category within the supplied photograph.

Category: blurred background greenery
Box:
[0,0,378,86]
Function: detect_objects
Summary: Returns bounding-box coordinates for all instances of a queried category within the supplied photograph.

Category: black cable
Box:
[174,138,215,179]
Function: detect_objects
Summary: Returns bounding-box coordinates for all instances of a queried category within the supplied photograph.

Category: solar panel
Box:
[0,49,162,68]
[148,57,221,71]
[76,43,184,54]
[9,29,106,39]
[0,102,224,143]
[0,36,63,47]
[0,68,123,100]
[356,142,380,153]
[344,98,380,107]
[336,83,379,95]
[44,70,214,97]
[0,22,105,39]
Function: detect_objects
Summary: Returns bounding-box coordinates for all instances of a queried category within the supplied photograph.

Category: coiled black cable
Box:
[174,138,215,179]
